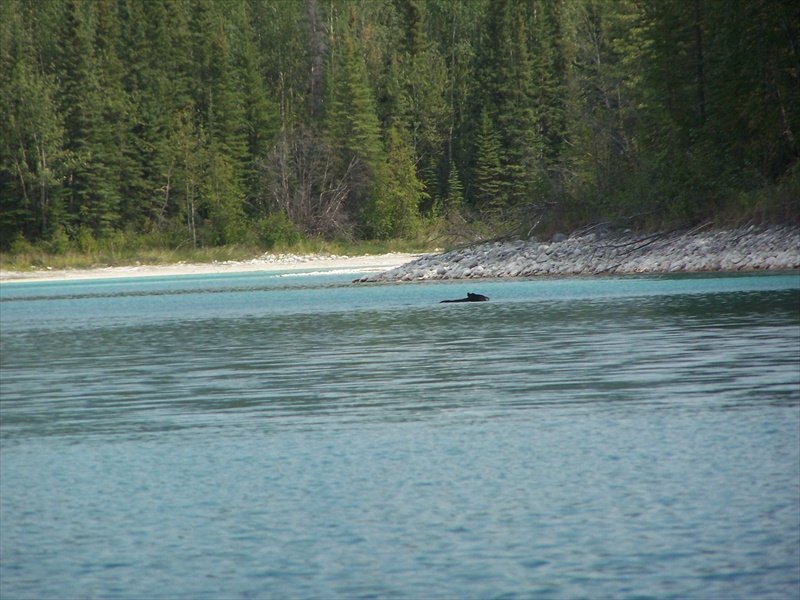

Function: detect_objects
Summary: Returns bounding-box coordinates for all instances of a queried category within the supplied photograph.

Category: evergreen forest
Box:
[1,0,798,254]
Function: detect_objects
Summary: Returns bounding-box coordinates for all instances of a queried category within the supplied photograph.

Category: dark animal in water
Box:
[440,292,490,303]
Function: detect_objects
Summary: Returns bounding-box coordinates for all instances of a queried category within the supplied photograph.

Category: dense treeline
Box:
[1,0,798,252]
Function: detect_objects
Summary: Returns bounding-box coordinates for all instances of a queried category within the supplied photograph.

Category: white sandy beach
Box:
[0,252,424,283]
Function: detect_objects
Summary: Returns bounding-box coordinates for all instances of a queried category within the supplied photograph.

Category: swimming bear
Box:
[440,292,490,303]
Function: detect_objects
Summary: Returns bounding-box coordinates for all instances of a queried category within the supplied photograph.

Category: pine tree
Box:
[0,0,65,245]
[472,108,504,211]
[530,0,568,167]
[229,1,279,207]
[324,9,390,235]
[472,1,545,212]
[497,10,544,206]
[185,0,249,245]
[190,1,247,169]
[704,0,799,180]
[556,0,640,219]
[201,153,246,245]
[247,0,309,128]
[392,0,448,205]
[382,125,425,237]
[94,0,133,230]
[57,0,124,237]
[426,0,484,209]
[117,0,186,231]
[157,0,195,230]
[444,159,464,215]
[170,109,207,248]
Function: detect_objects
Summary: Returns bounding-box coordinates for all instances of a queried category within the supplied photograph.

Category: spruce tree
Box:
[382,125,425,237]
[57,0,123,237]
[0,0,65,245]
[392,0,448,206]
[117,0,185,231]
[472,108,504,211]
[324,9,390,235]
[445,159,465,216]
[498,11,544,206]
[229,3,279,207]
[185,0,249,245]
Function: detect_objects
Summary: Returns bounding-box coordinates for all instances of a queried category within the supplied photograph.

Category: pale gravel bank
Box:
[0,252,423,283]
[356,225,800,283]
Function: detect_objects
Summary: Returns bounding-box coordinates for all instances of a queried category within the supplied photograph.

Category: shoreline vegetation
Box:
[0,235,434,277]
[3,224,797,284]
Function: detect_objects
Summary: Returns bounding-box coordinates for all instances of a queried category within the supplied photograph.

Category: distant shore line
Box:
[356,224,800,283]
[0,252,423,284]
[3,225,797,285]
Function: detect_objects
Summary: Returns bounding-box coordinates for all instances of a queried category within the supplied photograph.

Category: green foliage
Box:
[47,227,70,254]
[381,126,426,237]
[8,231,34,255]
[443,160,464,216]
[732,161,800,225]
[472,109,504,212]
[1,0,797,257]
[0,0,65,245]
[329,14,387,175]
[199,154,246,246]
[75,226,98,253]
[256,211,302,249]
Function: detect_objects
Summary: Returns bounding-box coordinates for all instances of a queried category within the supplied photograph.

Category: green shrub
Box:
[9,232,34,255]
[257,212,301,249]
[47,228,70,254]
[75,227,98,253]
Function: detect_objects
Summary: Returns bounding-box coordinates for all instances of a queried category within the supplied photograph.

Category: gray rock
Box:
[355,225,800,282]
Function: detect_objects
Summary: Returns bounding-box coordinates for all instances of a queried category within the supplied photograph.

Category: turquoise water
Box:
[1,271,799,599]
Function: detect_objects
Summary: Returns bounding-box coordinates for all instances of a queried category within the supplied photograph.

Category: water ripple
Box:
[2,283,798,441]
[2,274,799,600]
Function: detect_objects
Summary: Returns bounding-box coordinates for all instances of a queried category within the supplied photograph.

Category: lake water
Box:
[1,270,799,599]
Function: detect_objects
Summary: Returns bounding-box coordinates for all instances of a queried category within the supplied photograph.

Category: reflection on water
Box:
[1,272,799,599]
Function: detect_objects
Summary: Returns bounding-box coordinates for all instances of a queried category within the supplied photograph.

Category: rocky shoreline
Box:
[356,225,800,282]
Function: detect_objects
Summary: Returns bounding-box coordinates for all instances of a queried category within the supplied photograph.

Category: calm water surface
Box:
[1,271,799,599]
